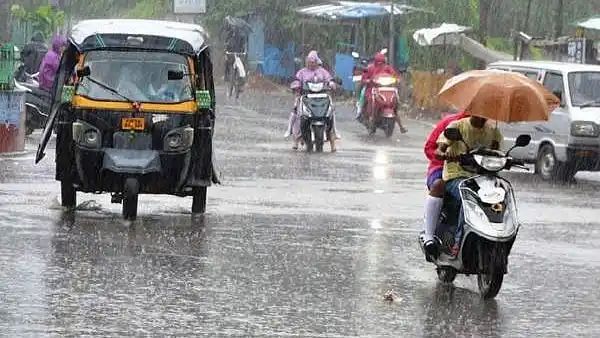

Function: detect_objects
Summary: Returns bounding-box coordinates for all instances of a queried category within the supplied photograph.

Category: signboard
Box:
[174,0,206,14]
[567,38,586,64]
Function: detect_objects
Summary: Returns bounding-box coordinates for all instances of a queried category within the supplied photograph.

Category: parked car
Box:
[487,61,600,181]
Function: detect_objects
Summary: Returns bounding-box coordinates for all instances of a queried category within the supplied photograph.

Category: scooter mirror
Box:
[515,134,531,147]
[444,127,462,141]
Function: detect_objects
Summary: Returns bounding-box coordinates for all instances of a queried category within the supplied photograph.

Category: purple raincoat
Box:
[38,35,67,92]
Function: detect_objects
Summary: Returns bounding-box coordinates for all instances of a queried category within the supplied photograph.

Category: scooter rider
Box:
[435,115,503,257]
[361,52,407,133]
[422,110,468,259]
[285,50,339,151]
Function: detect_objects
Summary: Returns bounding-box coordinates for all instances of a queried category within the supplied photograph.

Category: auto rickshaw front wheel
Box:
[61,180,76,209]
[192,187,207,214]
[123,178,140,221]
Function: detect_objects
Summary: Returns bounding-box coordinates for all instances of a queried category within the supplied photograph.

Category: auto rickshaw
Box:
[36,19,219,220]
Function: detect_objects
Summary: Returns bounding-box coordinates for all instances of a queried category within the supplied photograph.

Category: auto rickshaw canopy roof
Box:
[70,19,209,54]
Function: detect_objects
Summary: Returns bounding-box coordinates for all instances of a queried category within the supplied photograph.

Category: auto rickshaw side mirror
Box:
[77,66,91,78]
[444,127,463,141]
[168,70,185,80]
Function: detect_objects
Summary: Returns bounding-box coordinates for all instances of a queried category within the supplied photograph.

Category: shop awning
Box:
[576,17,600,31]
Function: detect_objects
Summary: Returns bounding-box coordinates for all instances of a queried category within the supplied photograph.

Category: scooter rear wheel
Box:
[437,267,457,283]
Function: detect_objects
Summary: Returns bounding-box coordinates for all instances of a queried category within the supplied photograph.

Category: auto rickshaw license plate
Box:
[121,117,145,131]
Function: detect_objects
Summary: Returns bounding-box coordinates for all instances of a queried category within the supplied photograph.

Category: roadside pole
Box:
[388,0,395,67]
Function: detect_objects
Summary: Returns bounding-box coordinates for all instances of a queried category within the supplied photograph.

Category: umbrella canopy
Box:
[412,23,472,46]
[438,70,560,122]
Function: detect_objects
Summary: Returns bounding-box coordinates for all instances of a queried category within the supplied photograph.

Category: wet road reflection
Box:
[1,90,600,335]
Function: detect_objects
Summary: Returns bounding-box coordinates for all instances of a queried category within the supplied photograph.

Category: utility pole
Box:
[388,0,395,67]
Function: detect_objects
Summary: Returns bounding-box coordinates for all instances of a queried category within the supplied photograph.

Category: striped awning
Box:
[296,1,428,20]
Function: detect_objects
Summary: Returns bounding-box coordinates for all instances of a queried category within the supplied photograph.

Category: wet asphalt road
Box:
[1,88,600,337]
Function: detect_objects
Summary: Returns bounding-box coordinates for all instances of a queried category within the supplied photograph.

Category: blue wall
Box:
[334,53,355,92]
[262,43,296,79]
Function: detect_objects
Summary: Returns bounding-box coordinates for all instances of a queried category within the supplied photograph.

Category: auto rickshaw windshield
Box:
[76,50,193,103]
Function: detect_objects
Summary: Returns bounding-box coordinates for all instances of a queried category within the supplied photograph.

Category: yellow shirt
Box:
[437,118,503,181]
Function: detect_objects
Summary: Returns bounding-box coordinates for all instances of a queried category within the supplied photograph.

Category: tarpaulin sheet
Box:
[334,53,355,92]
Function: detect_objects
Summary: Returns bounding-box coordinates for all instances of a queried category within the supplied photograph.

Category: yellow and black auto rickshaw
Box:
[36,19,219,220]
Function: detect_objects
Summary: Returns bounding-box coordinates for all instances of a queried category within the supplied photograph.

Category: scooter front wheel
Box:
[478,270,504,299]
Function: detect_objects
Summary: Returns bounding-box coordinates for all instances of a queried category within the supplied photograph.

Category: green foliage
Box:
[125,0,170,19]
[11,4,65,39]
[486,37,512,54]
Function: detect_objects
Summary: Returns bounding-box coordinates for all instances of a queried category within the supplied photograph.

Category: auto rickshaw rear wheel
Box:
[123,178,140,221]
[192,187,207,214]
[61,180,76,209]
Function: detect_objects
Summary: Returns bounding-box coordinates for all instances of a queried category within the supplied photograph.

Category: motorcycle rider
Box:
[421,110,468,259]
[38,34,67,93]
[285,50,338,151]
[435,115,502,257]
[19,31,47,77]
[361,52,407,134]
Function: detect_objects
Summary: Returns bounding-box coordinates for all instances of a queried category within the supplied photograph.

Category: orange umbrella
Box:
[438,70,560,122]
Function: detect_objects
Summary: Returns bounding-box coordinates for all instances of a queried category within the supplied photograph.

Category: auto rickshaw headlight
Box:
[73,121,102,149]
[164,126,194,152]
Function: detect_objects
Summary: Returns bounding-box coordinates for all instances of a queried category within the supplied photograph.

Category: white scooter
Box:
[419,128,531,299]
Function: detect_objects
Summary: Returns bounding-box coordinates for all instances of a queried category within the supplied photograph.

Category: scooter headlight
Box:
[474,155,507,172]
[163,126,194,152]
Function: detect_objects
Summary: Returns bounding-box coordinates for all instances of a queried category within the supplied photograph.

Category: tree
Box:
[553,0,564,39]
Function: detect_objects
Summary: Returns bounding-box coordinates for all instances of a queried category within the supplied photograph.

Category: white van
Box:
[487,61,600,181]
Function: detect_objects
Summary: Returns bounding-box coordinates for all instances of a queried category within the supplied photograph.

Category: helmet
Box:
[373,53,386,63]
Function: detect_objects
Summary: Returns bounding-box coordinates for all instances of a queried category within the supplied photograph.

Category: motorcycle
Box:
[419,128,532,299]
[13,71,51,135]
[292,78,334,153]
[362,73,400,137]
[225,51,247,99]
